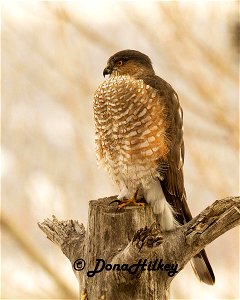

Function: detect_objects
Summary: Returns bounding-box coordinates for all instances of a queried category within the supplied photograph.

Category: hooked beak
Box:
[103,65,112,77]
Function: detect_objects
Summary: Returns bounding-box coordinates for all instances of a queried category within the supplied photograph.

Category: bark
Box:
[38,196,240,300]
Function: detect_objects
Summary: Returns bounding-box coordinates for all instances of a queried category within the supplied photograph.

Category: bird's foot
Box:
[110,191,146,209]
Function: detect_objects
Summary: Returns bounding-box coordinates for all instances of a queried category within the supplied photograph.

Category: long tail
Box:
[160,180,215,285]
[182,194,215,285]
[191,249,215,285]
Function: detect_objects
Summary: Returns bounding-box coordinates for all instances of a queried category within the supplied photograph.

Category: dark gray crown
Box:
[108,49,152,68]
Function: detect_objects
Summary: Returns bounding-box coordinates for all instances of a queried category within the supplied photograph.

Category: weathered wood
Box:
[38,196,240,300]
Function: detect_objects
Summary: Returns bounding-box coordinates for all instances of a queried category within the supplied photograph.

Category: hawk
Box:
[93,49,215,285]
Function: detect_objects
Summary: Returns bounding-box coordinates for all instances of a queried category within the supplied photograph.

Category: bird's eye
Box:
[116,60,123,66]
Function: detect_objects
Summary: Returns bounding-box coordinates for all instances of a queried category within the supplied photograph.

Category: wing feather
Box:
[141,75,189,224]
[139,73,215,285]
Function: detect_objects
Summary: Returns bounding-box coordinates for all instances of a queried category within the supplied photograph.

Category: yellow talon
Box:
[118,196,145,209]
[111,190,146,209]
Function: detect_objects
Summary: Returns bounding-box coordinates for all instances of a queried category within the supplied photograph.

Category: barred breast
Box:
[93,75,169,192]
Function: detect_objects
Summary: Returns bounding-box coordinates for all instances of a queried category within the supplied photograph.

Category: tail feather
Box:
[150,179,215,284]
[160,182,215,285]
[191,249,215,285]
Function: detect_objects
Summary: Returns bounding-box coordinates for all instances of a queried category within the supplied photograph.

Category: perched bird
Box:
[93,49,215,285]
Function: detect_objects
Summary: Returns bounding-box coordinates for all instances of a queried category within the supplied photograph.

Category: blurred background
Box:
[1,1,239,299]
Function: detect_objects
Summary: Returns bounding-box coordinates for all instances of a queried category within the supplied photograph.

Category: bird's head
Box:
[103,49,155,78]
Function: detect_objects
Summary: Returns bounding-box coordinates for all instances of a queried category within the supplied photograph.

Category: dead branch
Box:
[38,196,239,300]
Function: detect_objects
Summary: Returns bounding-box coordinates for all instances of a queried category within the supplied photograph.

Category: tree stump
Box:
[38,196,240,300]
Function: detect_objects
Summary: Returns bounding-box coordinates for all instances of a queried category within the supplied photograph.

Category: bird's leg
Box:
[110,189,146,209]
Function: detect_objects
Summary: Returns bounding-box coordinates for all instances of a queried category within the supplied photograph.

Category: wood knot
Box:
[132,222,163,250]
